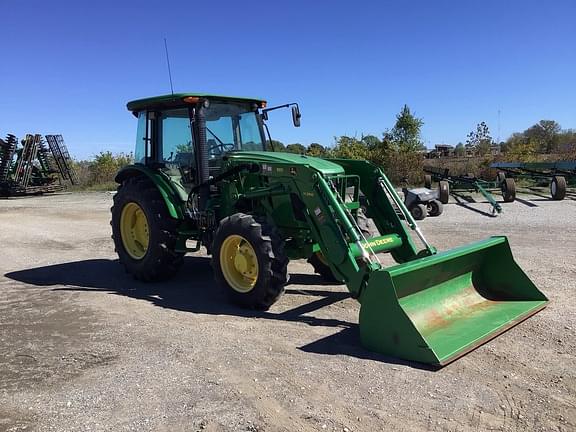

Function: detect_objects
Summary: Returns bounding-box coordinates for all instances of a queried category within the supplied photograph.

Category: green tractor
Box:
[111,93,548,366]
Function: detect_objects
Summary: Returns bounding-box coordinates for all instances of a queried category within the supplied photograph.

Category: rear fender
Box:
[115,165,186,220]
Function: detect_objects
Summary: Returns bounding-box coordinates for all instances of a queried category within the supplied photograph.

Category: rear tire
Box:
[424,174,432,189]
[438,181,450,204]
[550,176,566,200]
[111,176,184,281]
[501,178,516,202]
[427,199,443,217]
[410,203,427,220]
[212,213,288,310]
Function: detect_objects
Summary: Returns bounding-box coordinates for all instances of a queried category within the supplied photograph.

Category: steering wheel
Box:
[208,142,235,155]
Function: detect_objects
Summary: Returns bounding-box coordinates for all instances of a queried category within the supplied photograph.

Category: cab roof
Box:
[126,93,266,113]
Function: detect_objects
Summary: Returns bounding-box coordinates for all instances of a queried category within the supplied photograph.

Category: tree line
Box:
[437,120,575,159]
[74,106,575,189]
[275,110,575,171]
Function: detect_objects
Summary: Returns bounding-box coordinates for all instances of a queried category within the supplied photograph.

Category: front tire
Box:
[111,176,184,281]
[212,213,288,310]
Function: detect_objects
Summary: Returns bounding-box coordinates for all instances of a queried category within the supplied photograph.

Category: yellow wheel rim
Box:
[120,202,150,260]
[220,235,259,293]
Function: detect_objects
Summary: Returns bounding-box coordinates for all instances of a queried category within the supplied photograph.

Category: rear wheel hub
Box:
[120,202,150,259]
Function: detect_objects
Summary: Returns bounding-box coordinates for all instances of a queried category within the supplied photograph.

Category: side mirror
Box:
[291,105,301,127]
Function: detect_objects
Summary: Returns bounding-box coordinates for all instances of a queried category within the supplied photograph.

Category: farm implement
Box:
[0,133,77,196]
[111,93,548,366]
[423,166,517,214]
[490,161,576,200]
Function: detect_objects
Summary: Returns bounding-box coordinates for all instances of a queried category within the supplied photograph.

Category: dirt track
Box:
[0,191,574,432]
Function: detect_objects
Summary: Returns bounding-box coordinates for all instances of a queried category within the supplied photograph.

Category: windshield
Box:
[205,102,264,157]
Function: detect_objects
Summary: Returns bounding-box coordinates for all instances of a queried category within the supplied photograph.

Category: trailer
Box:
[423,166,516,214]
[490,161,576,200]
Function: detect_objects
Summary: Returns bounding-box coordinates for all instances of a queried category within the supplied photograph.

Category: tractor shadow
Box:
[4,257,433,371]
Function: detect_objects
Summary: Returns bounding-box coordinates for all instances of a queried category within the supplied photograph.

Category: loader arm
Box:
[328,158,431,262]
[287,160,433,297]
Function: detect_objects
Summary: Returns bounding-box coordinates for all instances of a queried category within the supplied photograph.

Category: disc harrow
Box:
[45,134,78,185]
[0,134,17,182]
[0,132,76,197]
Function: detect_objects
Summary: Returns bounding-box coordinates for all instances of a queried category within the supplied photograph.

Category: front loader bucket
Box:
[359,236,548,366]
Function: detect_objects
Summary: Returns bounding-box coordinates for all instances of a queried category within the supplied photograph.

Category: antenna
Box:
[164,38,174,95]
[497,109,501,143]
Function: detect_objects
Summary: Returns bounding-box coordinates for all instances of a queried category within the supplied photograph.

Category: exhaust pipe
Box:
[195,101,210,210]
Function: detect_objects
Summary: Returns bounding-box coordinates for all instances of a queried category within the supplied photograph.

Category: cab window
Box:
[158,109,194,167]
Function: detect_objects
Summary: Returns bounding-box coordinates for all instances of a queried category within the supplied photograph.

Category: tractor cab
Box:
[127,93,272,189]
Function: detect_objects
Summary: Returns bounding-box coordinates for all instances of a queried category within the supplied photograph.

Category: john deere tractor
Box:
[111,93,547,366]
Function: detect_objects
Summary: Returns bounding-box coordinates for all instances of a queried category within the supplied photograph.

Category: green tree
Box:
[524,120,561,153]
[466,122,493,156]
[269,140,285,151]
[306,142,327,157]
[454,142,466,157]
[503,132,537,161]
[89,151,133,185]
[285,143,306,154]
[389,105,424,152]
[360,134,381,150]
[175,142,193,153]
[557,129,576,156]
[331,136,370,160]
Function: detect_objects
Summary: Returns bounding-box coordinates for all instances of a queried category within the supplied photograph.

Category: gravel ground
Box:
[0,190,574,432]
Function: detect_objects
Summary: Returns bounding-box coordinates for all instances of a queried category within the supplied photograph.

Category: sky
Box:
[0,0,575,159]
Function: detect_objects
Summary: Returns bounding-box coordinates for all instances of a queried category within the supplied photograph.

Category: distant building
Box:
[426,144,454,158]
[489,144,500,156]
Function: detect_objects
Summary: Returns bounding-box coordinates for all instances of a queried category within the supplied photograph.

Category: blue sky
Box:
[0,0,574,159]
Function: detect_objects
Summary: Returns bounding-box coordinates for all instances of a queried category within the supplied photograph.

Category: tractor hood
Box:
[226,151,344,176]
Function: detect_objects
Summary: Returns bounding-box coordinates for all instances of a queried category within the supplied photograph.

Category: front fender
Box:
[115,165,186,220]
